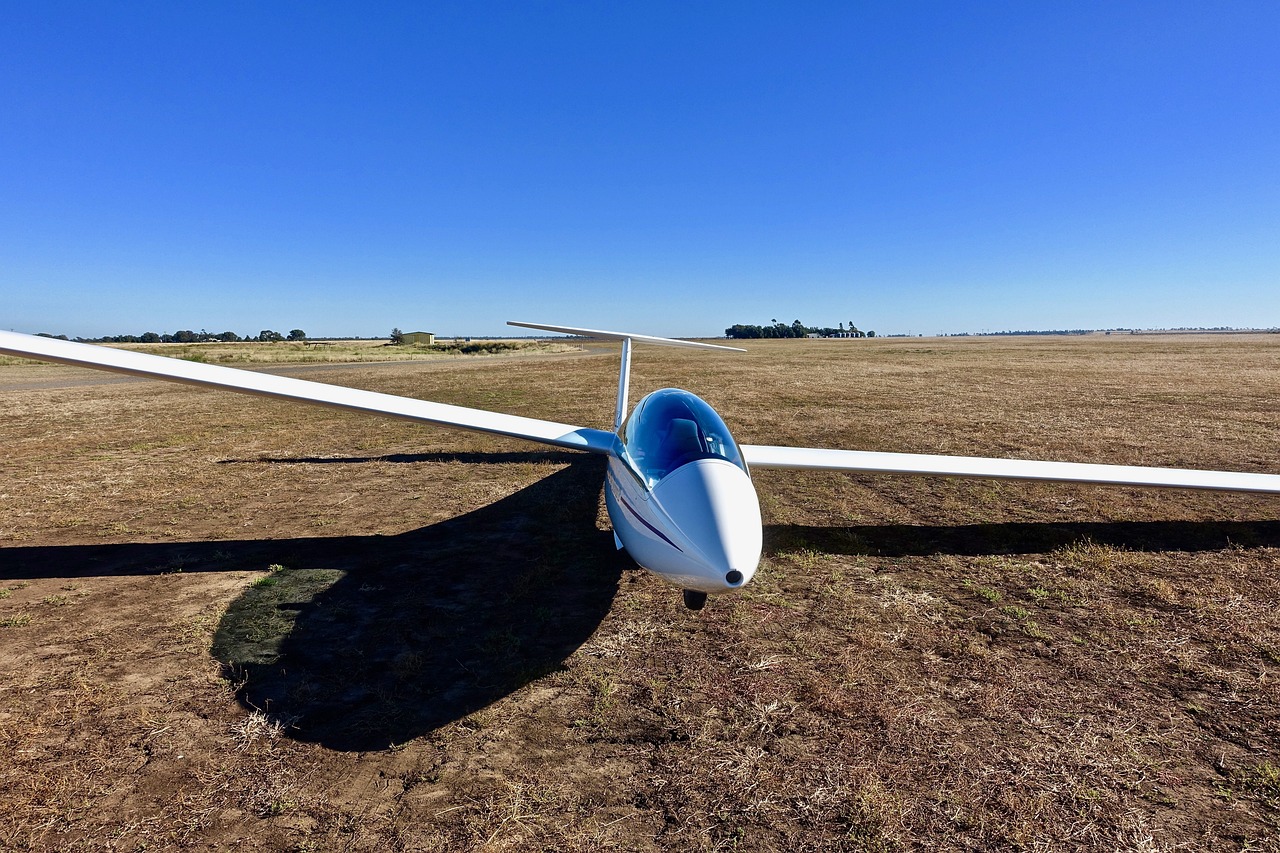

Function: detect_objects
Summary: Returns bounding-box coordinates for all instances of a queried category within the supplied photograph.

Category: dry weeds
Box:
[1,334,1278,851]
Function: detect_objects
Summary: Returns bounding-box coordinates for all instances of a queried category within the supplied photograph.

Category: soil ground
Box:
[2,334,1279,851]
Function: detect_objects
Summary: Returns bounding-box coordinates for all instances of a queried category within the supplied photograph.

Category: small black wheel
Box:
[682,589,708,610]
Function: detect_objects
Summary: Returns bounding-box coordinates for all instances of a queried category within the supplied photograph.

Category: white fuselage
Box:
[603,389,763,594]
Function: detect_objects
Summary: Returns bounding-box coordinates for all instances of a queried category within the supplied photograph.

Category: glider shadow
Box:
[5,453,1276,750]
[0,457,622,752]
[767,518,1280,558]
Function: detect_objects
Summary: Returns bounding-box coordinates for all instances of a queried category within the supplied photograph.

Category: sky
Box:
[2,1,1277,339]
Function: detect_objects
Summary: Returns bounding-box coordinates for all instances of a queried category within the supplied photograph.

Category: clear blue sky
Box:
[3,1,1277,338]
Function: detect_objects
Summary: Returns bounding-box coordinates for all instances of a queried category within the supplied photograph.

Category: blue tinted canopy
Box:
[621,389,747,487]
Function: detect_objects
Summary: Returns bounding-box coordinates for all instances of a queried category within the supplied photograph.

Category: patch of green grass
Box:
[1,613,32,628]
[213,566,344,666]
[1251,762,1280,800]
[250,563,289,589]
[433,341,522,355]
[963,580,1001,602]
[1021,620,1052,641]
[573,674,620,730]
[265,799,297,816]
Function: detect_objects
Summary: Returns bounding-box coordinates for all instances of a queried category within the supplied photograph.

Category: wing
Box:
[741,445,1280,494]
[507,320,746,352]
[0,331,616,454]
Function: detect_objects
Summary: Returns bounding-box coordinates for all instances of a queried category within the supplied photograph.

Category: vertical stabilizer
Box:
[615,336,632,431]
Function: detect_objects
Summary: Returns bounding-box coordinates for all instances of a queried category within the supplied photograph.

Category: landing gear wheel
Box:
[682,589,707,610]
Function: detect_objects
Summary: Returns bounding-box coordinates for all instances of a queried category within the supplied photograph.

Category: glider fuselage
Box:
[602,388,762,595]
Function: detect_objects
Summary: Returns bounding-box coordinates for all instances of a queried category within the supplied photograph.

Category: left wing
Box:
[741,444,1280,494]
[0,331,616,454]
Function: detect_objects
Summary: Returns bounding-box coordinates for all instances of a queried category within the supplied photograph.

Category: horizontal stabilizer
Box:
[508,321,745,352]
[0,331,616,454]
[741,445,1280,494]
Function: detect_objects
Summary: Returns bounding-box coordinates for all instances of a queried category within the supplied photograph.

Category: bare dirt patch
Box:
[2,334,1279,850]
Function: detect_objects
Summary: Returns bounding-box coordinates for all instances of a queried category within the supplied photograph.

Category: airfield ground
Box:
[1,334,1279,851]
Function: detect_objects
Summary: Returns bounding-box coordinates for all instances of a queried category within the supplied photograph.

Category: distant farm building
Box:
[402,331,435,346]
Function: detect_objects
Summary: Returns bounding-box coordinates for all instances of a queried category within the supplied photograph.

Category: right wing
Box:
[741,445,1280,494]
[0,331,616,454]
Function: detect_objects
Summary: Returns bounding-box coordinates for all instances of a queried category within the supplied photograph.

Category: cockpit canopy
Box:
[620,388,748,488]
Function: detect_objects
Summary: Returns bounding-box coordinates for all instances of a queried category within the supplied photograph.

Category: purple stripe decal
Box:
[616,491,683,553]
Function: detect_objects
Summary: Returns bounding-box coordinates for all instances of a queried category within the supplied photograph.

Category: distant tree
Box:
[390,327,405,345]
[36,332,69,340]
[139,331,161,343]
[258,329,284,342]
[173,329,198,343]
[217,331,240,342]
[726,320,822,339]
[866,330,875,338]
[288,329,306,341]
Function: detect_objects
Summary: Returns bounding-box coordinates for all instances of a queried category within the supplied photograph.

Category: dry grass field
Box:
[2,334,1279,851]
[0,337,579,371]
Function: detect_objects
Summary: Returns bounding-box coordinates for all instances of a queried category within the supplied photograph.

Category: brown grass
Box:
[0,337,581,369]
[1,334,1278,851]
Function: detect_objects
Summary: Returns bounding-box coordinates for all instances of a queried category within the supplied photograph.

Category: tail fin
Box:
[506,321,745,431]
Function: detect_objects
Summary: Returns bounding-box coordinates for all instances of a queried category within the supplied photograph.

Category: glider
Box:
[3,322,1278,610]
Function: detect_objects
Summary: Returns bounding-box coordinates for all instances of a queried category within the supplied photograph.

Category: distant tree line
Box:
[42,329,309,343]
[725,319,874,339]
[950,327,1280,336]
[951,329,1092,337]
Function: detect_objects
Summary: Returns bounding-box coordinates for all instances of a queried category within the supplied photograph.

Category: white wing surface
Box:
[507,320,746,352]
[741,445,1280,494]
[0,331,616,454]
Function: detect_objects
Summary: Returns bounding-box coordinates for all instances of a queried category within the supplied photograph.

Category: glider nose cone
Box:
[652,459,762,592]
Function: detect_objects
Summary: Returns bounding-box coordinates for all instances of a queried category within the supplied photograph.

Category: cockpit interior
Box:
[620,388,748,487]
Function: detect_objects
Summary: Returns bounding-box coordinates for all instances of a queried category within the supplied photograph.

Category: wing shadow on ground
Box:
[767,518,1280,558]
[0,457,621,751]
